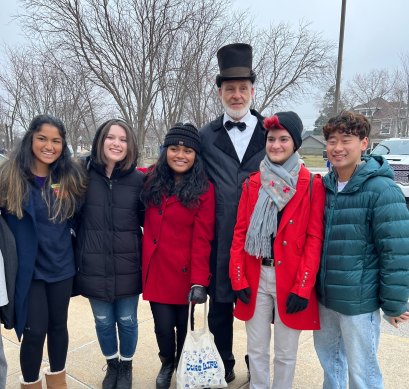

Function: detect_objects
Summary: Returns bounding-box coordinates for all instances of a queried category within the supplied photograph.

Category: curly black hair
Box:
[142,149,209,208]
[323,111,371,140]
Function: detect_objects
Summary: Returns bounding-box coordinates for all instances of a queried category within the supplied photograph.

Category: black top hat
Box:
[216,43,256,87]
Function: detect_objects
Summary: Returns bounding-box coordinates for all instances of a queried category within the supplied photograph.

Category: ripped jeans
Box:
[89,295,139,360]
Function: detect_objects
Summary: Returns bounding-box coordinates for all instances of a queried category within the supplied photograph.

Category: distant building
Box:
[353,98,409,147]
[300,134,326,156]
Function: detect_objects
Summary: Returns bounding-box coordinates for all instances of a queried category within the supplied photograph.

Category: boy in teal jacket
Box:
[314,111,409,389]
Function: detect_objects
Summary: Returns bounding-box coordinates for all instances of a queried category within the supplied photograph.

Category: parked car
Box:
[370,138,409,206]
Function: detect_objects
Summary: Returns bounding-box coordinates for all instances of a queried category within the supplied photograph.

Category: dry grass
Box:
[301,154,327,168]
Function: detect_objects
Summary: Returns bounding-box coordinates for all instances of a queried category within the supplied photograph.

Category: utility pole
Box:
[334,0,347,115]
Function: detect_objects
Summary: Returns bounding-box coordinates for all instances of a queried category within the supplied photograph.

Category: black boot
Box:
[245,354,250,382]
[156,354,175,389]
[102,358,119,389]
[116,360,133,389]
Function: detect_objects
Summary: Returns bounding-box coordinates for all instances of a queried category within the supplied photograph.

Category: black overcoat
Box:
[199,109,265,302]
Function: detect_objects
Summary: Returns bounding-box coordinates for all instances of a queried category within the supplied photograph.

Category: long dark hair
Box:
[0,114,87,220]
[142,149,209,208]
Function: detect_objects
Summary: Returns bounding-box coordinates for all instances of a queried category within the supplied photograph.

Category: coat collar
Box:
[211,109,265,164]
[88,156,137,179]
[241,120,265,165]
[214,125,239,161]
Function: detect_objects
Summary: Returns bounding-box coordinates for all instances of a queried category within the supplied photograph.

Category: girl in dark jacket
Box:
[0,114,87,388]
[75,119,144,389]
[142,123,215,389]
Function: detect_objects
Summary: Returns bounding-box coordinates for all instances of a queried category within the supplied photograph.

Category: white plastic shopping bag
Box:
[176,300,227,388]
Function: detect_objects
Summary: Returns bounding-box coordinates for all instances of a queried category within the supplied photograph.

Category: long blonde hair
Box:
[0,114,87,221]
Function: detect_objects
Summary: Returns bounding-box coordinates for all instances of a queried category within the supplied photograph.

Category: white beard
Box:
[222,99,252,121]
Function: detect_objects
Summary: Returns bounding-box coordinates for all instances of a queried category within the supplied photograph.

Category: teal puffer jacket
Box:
[317,155,409,317]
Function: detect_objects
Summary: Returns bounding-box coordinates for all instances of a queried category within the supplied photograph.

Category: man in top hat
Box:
[199,43,266,383]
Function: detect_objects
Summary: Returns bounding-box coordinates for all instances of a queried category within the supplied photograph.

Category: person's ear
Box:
[360,136,369,152]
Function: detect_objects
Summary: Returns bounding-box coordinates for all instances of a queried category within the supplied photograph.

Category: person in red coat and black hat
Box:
[229,112,325,389]
[142,123,215,389]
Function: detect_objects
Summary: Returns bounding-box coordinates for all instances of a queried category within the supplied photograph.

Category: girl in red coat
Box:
[142,123,215,389]
[229,112,325,389]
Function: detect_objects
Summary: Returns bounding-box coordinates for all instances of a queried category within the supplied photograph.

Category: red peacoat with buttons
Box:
[229,166,325,330]
[142,183,215,304]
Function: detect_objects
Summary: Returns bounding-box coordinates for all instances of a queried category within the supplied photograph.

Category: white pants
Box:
[246,266,301,389]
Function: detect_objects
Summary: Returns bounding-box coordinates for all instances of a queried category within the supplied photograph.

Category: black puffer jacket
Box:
[75,158,144,302]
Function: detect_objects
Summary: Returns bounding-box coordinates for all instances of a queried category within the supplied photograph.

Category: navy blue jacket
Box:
[4,190,74,339]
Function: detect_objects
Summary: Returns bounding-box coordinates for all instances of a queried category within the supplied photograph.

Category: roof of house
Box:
[301,134,326,145]
[354,97,390,110]
[353,97,400,120]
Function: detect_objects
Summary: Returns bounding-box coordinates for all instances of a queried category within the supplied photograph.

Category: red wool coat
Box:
[229,166,325,330]
[142,183,215,304]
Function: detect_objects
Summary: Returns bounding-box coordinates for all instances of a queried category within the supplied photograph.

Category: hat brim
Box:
[216,74,256,88]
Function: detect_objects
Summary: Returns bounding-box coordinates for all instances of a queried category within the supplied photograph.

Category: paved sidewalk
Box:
[2,296,409,388]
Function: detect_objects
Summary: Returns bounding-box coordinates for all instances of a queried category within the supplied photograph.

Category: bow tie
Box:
[224,120,247,131]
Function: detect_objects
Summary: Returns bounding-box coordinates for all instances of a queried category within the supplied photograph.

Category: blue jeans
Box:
[313,303,383,389]
[89,295,139,360]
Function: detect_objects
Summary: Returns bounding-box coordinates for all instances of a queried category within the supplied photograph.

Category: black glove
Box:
[188,285,207,304]
[286,293,308,314]
[234,287,251,304]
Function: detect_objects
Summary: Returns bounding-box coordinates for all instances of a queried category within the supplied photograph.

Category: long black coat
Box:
[199,109,265,302]
[75,160,144,302]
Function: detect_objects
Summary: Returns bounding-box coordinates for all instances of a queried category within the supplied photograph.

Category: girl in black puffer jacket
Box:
[75,119,144,389]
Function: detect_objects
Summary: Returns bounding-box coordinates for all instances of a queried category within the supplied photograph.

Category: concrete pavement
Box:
[2,296,409,388]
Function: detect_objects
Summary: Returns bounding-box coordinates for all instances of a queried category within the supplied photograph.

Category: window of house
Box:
[380,123,390,135]
[360,109,374,117]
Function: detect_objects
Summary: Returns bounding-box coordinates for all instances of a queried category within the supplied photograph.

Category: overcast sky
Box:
[233,0,409,128]
[1,0,408,129]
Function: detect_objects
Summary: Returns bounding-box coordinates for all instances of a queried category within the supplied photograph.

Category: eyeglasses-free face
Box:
[166,145,196,179]
[32,123,63,176]
[265,129,295,165]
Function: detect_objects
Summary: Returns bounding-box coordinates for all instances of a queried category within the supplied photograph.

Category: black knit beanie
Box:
[163,123,200,153]
[275,111,303,151]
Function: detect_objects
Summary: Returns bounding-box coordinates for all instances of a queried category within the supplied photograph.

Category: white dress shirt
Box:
[223,111,258,162]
